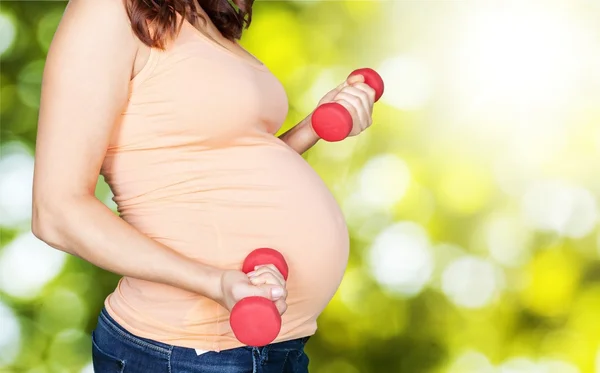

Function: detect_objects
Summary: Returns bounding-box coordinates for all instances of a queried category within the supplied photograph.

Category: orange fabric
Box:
[101,17,349,352]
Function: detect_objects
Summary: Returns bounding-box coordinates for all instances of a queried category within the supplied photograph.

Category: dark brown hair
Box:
[125,0,253,49]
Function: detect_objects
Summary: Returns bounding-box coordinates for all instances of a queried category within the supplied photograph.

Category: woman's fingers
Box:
[334,94,369,132]
[241,266,289,314]
[274,298,288,315]
[351,83,377,111]
[335,81,376,130]
[247,265,287,302]
[337,87,372,125]
[248,272,286,290]
[247,264,286,286]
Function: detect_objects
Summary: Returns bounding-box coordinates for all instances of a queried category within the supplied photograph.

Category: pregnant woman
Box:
[31,0,376,372]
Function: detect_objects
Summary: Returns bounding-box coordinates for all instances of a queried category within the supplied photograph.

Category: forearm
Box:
[32,195,221,299]
[278,116,320,154]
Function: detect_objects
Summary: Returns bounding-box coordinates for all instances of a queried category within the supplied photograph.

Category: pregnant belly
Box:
[117,140,350,328]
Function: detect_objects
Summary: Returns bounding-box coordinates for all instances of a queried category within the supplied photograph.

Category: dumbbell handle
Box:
[311,68,385,142]
[229,248,288,347]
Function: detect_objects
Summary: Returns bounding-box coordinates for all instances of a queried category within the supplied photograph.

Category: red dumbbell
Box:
[229,248,289,347]
[311,68,385,142]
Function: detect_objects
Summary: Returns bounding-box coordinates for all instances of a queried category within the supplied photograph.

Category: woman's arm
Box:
[279,75,377,154]
[31,0,224,300]
[277,116,320,154]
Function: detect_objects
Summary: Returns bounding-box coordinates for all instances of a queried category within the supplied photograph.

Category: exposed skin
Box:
[31,0,375,316]
[279,73,376,154]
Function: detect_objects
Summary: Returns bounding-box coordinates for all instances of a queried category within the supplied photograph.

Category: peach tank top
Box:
[101,15,349,352]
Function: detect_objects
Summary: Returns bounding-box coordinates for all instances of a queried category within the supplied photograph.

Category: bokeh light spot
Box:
[38,288,88,335]
[80,362,94,373]
[498,357,538,373]
[497,357,580,373]
[441,256,503,309]
[0,301,21,367]
[358,154,411,210]
[485,214,532,268]
[47,329,91,371]
[37,11,62,52]
[447,350,495,373]
[0,12,16,56]
[0,232,68,299]
[522,180,598,239]
[452,5,586,108]
[537,359,581,373]
[368,222,433,296]
[0,142,35,228]
[305,68,343,113]
[378,55,433,111]
[17,59,45,108]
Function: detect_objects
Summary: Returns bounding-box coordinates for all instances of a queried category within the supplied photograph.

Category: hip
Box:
[92,308,311,373]
[104,276,323,352]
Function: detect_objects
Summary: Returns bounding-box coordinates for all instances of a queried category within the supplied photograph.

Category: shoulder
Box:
[59,0,135,42]
[46,0,138,62]
[64,0,129,19]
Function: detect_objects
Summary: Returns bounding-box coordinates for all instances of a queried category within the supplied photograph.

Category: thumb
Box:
[249,284,285,301]
[333,74,364,92]
[347,73,365,85]
[320,79,349,104]
[333,79,349,93]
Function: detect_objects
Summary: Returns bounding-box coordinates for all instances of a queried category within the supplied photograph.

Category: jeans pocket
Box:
[294,350,309,373]
[99,310,171,357]
[282,350,309,373]
[92,331,126,373]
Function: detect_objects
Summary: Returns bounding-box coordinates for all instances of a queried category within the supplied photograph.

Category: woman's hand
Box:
[278,74,377,154]
[216,266,288,315]
[316,74,377,137]
[247,265,288,315]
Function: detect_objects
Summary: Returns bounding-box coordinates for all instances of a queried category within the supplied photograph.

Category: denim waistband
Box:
[99,307,310,351]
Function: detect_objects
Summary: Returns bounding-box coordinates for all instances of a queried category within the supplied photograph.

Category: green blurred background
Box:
[3,0,600,372]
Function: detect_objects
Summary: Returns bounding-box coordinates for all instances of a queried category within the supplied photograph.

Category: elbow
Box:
[31,200,67,250]
[31,194,90,258]
[31,201,55,243]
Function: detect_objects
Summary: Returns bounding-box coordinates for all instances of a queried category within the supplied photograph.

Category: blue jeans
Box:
[92,308,311,373]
